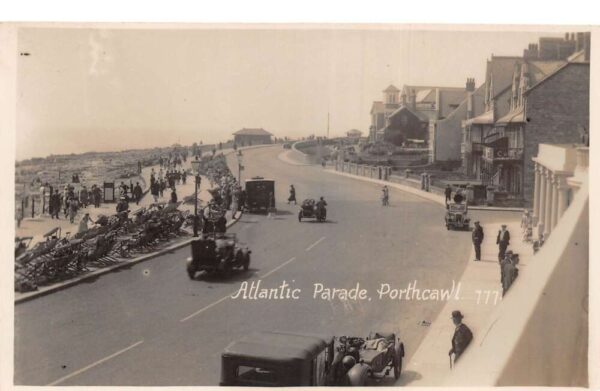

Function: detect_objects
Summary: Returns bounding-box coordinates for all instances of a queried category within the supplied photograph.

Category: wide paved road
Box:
[15,145,504,386]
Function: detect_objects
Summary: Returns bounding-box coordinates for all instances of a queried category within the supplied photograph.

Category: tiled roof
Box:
[487,56,524,98]
[389,105,430,122]
[370,101,385,114]
[233,128,272,136]
[524,62,588,95]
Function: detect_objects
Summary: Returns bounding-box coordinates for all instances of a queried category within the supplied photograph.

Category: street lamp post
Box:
[191,159,202,237]
[237,154,243,183]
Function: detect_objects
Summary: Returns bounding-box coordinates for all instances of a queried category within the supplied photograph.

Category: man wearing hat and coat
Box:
[449,310,473,363]
[496,224,511,261]
[472,221,484,261]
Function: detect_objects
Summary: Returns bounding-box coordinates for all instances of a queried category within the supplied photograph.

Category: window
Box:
[236,365,279,386]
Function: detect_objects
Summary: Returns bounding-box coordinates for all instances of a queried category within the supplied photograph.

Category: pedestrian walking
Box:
[151,181,160,203]
[50,192,61,219]
[93,185,102,207]
[182,171,187,185]
[80,186,89,208]
[170,188,178,204]
[159,179,165,197]
[381,185,389,206]
[68,198,79,224]
[448,310,473,364]
[287,185,296,205]
[133,182,143,205]
[472,221,484,261]
[445,184,452,204]
[496,224,511,262]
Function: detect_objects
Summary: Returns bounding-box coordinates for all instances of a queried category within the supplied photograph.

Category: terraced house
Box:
[461,32,590,206]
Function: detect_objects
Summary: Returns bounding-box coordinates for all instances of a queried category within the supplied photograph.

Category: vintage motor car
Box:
[445,202,470,230]
[244,177,276,213]
[186,233,251,279]
[298,199,326,222]
[220,331,403,387]
[337,332,404,381]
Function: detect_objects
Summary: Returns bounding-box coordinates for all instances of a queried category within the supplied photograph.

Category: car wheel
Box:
[186,264,196,280]
[222,260,233,277]
[244,253,250,271]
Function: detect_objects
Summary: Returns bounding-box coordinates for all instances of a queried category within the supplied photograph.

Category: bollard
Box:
[31,197,35,218]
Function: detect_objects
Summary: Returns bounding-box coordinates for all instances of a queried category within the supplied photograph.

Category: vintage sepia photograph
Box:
[3,22,593,388]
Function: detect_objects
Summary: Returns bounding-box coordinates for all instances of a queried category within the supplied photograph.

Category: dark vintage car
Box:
[444,202,470,230]
[244,177,276,213]
[298,199,326,222]
[186,233,251,279]
[220,331,403,387]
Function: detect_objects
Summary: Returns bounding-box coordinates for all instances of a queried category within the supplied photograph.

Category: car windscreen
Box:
[236,364,280,386]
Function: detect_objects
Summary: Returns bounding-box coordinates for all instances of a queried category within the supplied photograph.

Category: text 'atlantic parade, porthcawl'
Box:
[230,280,462,301]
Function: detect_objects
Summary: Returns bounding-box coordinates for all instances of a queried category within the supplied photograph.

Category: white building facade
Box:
[531,143,588,238]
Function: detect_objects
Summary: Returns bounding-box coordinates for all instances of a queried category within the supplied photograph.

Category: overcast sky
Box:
[15,27,562,160]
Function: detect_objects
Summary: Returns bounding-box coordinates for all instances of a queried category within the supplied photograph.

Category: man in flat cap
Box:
[496,224,510,262]
[472,221,484,261]
[449,310,473,363]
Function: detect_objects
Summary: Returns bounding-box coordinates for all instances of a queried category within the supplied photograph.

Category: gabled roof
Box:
[233,128,272,136]
[486,56,524,99]
[389,105,430,122]
[383,85,400,92]
[524,61,589,95]
[370,101,385,114]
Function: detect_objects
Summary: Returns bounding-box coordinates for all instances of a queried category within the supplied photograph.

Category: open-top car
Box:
[219,330,403,387]
[336,332,404,381]
[298,199,326,222]
[186,233,251,279]
[445,202,470,230]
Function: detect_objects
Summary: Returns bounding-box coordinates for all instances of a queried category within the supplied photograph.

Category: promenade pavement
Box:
[15,159,216,247]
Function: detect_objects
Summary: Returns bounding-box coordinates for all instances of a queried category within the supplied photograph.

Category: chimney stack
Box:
[409,89,416,110]
[466,77,475,92]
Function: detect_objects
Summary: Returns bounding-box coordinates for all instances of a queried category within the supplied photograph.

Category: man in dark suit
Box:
[449,310,473,363]
[445,184,452,204]
[472,221,484,261]
[496,224,510,261]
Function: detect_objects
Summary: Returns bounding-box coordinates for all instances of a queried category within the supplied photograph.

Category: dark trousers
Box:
[473,242,481,260]
[498,242,508,261]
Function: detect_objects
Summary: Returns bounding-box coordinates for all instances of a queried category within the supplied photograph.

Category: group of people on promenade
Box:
[42,183,104,223]
[149,167,183,205]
